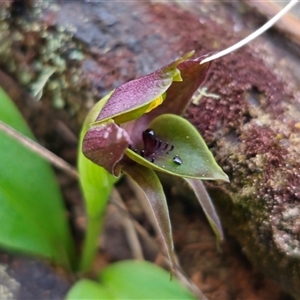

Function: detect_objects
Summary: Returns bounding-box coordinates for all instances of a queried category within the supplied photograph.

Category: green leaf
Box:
[65,279,114,299]
[78,93,117,272]
[126,114,229,181]
[99,260,197,299]
[0,87,74,268]
[185,179,223,244]
[66,261,197,299]
[79,92,117,219]
[78,150,116,218]
[122,163,176,271]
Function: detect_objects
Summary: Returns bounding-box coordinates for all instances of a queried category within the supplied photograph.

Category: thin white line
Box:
[200,0,299,64]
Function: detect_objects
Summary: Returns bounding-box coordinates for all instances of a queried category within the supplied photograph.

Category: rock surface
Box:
[0,0,300,299]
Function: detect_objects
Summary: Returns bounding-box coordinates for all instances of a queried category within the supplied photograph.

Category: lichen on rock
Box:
[186,34,300,298]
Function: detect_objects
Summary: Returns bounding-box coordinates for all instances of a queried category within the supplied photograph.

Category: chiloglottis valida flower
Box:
[81,50,229,271]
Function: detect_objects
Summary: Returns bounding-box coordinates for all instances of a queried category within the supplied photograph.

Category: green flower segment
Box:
[81,51,229,271]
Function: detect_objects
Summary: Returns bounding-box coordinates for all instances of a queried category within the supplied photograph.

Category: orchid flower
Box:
[81,51,228,271]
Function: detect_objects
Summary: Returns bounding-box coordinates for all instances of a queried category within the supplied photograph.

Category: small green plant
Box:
[0,86,200,299]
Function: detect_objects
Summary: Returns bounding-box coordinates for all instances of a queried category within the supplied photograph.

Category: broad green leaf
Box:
[0,87,74,268]
[185,179,223,244]
[126,114,229,181]
[65,279,114,299]
[66,261,197,300]
[99,260,197,299]
[122,163,175,271]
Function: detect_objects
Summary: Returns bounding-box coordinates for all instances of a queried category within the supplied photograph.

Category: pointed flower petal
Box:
[83,120,132,176]
[185,178,223,244]
[121,58,211,146]
[94,51,195,125]
[126,114,229,181]
[142,57,211,126]
[123,163,176,271]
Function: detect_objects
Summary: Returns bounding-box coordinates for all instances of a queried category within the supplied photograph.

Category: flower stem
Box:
[79,215,103,273]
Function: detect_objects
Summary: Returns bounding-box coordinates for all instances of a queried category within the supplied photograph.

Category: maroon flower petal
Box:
[95,52,194,124]
[143,57,211,124]
[83,121,132,176]
[122,57,211,145]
